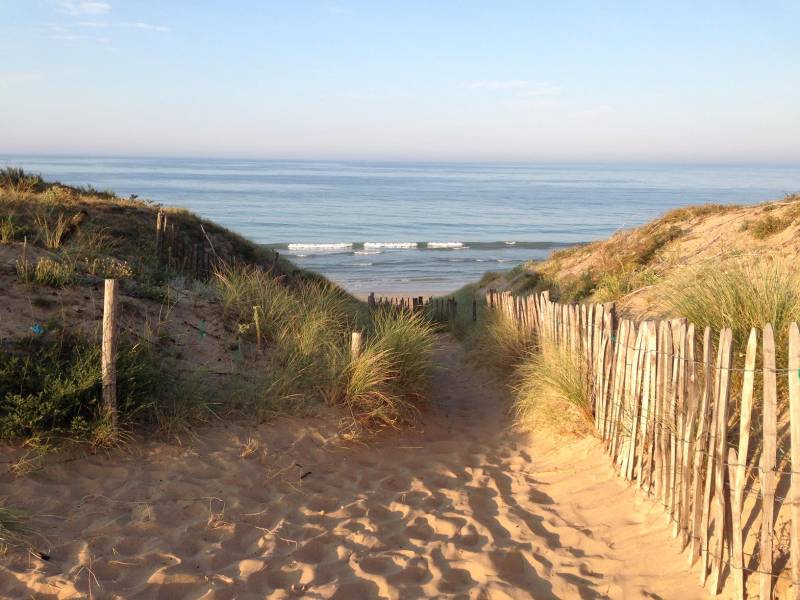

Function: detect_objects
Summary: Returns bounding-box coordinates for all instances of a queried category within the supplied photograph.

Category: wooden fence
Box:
[368,293,478,323]
[487,289,800,599]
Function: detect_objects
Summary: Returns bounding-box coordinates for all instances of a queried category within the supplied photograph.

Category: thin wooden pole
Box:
[789,322,800,600]
[102,279,120,430]
[760,324,777,599]
[678,323,697,544]
[700,328,724,584]
[708,328,733,594]
[351,331,363,359]
[729,328,757,600]
[689,327,713,565]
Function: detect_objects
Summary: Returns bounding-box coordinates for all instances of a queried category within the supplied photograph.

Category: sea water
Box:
[2,156,798,294]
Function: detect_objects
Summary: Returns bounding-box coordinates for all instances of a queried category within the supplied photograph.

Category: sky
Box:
[1,1,799,163]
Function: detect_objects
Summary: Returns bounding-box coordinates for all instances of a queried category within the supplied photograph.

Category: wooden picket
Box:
[484,289,799,598]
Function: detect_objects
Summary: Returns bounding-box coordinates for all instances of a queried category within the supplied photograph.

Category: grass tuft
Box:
[663,256,800,360]
[513,340,592,435]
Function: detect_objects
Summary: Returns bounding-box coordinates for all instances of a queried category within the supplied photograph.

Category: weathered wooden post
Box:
[472,298,477,322]
[368,292,375,309]
[253,306,262,354]
[102,279,120,430]
[351,331,362,359]
[155,210,164,260]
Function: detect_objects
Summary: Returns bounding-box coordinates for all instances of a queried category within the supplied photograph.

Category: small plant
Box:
[32,211,71,249]
[748,213,791,239]
[32,258,76,287]
[83,256,134,279]
[0,215,20,244]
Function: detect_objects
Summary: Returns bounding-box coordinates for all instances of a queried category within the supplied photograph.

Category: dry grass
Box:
[662,255,800,362]
[513,340,593,435]
[470,309,535,372]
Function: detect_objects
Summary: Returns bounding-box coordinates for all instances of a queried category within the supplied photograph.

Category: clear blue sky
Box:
[2,1,799,163]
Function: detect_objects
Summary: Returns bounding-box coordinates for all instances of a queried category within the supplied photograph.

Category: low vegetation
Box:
[662,256,800,361]
[513,341,592,435]
[0,168,438,455]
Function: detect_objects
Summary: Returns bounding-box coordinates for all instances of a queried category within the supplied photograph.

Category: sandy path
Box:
[0,335,711,599]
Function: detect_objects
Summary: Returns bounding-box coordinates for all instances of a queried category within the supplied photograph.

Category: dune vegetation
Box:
[0,168,436,455]
[452,193,800,432]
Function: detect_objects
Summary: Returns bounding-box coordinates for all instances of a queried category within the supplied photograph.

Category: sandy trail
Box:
[0,335,710,599]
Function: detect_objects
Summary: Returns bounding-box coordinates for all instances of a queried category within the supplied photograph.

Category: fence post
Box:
[761,324,777,598]
[789,323,800,600]
[155,210,164,260]
[351,331,362,359]
[102,279,120,430]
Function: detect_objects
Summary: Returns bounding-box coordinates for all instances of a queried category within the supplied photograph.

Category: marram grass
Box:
[513,340,593,435]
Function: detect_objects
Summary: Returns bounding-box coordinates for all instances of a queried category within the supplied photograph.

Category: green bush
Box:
[0,334,162,442]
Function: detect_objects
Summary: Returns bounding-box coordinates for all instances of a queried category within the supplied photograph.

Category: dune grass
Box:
[513,340,593,435]
[662,256,800,360]
[335,310,435,437]
[213,264,435,435]
[468,308,535,373]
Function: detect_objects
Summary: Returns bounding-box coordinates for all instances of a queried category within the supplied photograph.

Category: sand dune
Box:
[0,337,712,599]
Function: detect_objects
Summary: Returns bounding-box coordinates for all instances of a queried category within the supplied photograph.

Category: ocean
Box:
[2,156,799,294]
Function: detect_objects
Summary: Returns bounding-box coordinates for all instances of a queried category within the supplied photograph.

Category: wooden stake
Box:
[102,279,120,430]
[351,331,362,359]
[729,328,757,600]
[760,324,777,599]
[708,328,733,594]
[689,327,713,565]
[789,322,800,600]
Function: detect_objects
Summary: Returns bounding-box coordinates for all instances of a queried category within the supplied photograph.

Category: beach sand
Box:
[0,336,714,599]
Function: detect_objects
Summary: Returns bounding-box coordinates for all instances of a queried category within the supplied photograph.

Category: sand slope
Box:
[0,337,712,599]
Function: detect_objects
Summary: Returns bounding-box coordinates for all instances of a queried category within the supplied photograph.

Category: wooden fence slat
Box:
[659,320,674,506]
[789,323,800,600]
[761,324,777,599]
[690,326,713,565]
[623,323,647,479]
[672,320,688,535]
[700,328,725,584]
[729,328,757,600]
[678,323,698,544]
[709,328,734,594]
[638,321,658,489]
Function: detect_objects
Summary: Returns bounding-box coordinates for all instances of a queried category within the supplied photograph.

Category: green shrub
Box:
[16,257,77,287]
[513,340,592,434]
[0,335,162,442]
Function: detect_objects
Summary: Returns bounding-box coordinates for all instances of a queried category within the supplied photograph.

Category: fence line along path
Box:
[487,288,800,600]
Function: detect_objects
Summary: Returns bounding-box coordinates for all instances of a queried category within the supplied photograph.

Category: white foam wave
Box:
[505,241,516,246]
[354,262,373,267]
[428,242,465,249]
[354,249,382,255]
[287,243,353,251]
[364,242,418,249]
